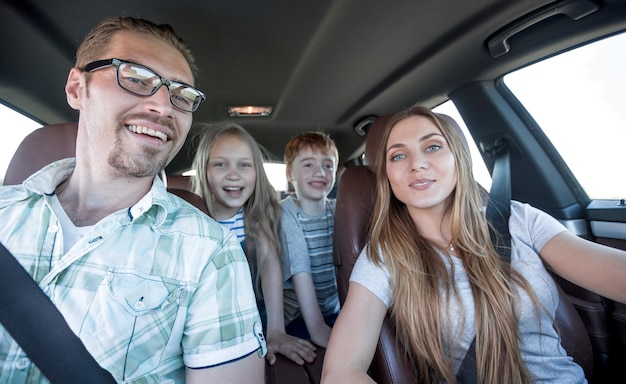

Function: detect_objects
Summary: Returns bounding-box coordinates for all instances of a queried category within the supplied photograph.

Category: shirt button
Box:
[15,357,30,370]
[48,225,59,233]
[134,299,145,310]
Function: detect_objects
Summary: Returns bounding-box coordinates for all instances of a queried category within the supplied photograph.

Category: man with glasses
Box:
[0,17,265,383]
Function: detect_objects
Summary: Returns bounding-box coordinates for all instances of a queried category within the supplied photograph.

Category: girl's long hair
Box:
[367,106,540,383]
[190,123,282,280]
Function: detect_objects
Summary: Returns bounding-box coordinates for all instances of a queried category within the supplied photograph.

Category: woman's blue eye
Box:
[426,144,442,152]
[390,154,405,162]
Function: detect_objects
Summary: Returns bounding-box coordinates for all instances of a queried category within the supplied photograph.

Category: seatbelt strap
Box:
[0,242,117,384]
[485,137,512,265]
[456,137,511,383]
[457,338,478,384]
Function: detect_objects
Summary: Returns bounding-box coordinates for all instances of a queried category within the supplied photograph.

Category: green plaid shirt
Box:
[0,159,265,383]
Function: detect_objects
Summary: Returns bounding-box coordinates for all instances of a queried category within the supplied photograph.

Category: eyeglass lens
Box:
[117,62,202,112]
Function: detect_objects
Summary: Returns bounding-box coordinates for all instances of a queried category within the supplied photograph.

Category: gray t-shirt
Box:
[350,201,586,383]
[280,195,340,324]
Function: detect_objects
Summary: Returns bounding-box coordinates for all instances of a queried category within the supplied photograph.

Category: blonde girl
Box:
[192,123,317,365]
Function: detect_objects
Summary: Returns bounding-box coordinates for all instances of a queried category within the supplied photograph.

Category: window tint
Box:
[504,32,626,200]
[0,104,40,185]
[433,101,492,191]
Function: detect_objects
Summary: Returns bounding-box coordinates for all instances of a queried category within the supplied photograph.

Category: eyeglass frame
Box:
[82,58,206,112]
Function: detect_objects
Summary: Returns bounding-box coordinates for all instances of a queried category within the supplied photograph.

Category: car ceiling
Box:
[1,0,625,174]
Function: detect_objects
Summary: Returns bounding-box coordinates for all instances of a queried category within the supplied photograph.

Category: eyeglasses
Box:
[83,58,206,112]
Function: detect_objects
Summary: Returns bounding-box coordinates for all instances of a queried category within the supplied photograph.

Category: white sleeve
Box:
[349,246,392,308]
[509,200,567,253]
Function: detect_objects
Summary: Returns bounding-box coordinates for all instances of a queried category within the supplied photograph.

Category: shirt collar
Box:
[133,176,171,227]
[22,158,171,226]
[23,158,76,195]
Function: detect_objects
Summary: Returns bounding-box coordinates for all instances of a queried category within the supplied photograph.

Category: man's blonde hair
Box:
[75,16,197,79]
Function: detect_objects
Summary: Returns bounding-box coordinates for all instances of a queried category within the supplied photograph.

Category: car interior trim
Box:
[590,221,626,241]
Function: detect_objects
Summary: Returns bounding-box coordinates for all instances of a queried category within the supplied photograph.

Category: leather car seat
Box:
[3,122,209,215]
[332,114,593,382]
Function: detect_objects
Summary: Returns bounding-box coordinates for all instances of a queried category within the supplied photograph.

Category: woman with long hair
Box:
[322,106,626,383]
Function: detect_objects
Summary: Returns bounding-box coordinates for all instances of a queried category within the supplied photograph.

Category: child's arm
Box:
[257,232,317,365]
[292,271,333,348]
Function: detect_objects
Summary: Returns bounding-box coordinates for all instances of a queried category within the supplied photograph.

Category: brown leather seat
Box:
[333,114,414,383]
[613,302,626,345]
[166,174,193,191]
[266,348,326,384]
[333,114,593,382]
[3,122,209,215]
[4,122,78,186]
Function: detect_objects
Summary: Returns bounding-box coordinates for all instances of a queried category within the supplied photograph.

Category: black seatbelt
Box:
[484,137,512,265]
[0,241,117,384]
[457,137,511,383]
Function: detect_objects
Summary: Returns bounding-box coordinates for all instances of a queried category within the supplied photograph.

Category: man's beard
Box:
[107,143,169,178]
[106,116,177,177]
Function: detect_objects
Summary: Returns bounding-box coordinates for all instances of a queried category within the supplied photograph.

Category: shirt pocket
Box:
[108,271,173,316]
[80,270,190,381]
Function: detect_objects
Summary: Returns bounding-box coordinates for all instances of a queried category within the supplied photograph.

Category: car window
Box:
[504,32,626,200]
[433,101,492,191]
[0,104,40,185]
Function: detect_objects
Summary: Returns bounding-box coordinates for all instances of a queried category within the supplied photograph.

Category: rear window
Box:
[503,32,626,200]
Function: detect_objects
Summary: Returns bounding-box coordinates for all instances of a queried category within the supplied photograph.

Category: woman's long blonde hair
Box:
[368,106,539,383]
[190,123,282,280]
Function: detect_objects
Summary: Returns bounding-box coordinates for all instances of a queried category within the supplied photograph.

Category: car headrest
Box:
[4,122,78,186]
[363,114,392,168]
